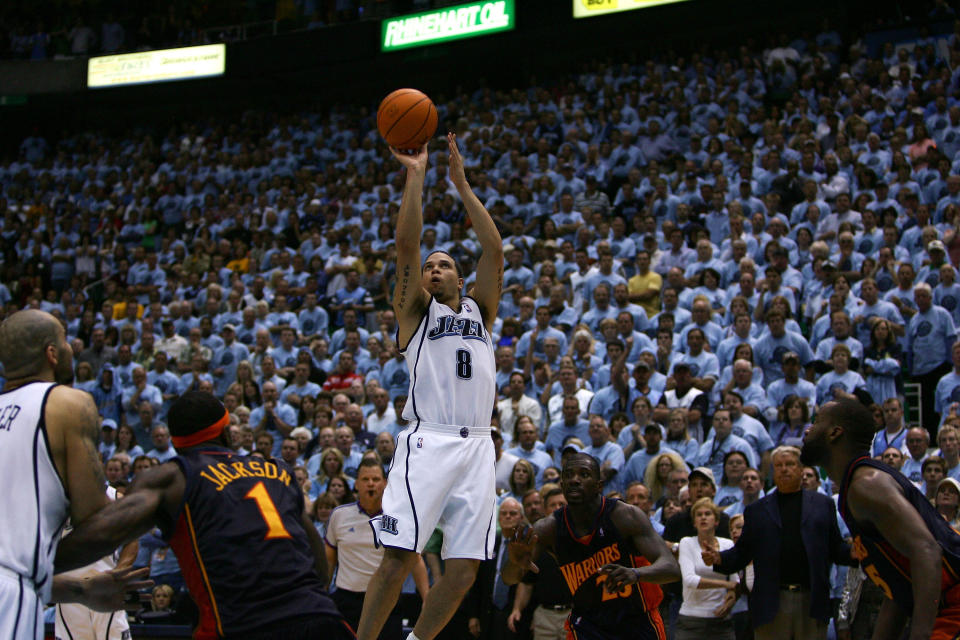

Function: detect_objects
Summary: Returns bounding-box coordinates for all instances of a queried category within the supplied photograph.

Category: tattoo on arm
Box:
[397,265,410,311]
[82,399,107,489]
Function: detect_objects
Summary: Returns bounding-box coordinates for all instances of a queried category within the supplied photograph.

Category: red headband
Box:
[171,410,230,449]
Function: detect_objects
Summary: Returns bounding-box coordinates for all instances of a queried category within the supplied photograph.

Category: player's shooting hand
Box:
[598,564,638,592]
[447,132,468,188]
[389,143,429,175]
[80,566,154,612]
[508,525,539,574]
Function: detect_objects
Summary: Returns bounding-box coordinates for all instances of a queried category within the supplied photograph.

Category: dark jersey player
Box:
[503,453,680,639]
[54,391,350,640]
[801,398,960,640]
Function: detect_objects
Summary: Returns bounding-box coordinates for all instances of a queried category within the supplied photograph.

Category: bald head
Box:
[0,310,73,384]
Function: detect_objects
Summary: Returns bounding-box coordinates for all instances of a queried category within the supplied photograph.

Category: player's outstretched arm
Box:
[391,143,431,347]
[601,502,680,591]
[846,467,941,640]
[55,463,184,573]
[46,387,110,524]
[503,517,555,586]
[447,132,503,328]
[52,566,154,612]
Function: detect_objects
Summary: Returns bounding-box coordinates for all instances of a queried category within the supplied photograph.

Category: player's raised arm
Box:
[447,132,503,329]
[600,501,680,591]
[391,143,432,348]
[55,462,184,573]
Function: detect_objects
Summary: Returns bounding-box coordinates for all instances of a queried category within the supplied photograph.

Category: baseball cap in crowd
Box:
[561,443,582,455]
[221,323,237,333]
[633,360,651,371]
[911,107,926,116]
[938,477,960,496]
[689,467,716,488]
[161,317,174,325]
[101,418,117,431]
[929,240,946,253]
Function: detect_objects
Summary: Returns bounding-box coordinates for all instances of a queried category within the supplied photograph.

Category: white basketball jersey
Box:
[401,296,496,430]
[0,382,69,601]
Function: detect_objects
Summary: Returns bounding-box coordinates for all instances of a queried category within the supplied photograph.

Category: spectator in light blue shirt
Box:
[694,408,757,482]
[908,283,958,432]
[146,424,178,464]
[582,415,625,494]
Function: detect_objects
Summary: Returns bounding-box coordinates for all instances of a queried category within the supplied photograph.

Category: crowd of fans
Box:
[7,7,960,636]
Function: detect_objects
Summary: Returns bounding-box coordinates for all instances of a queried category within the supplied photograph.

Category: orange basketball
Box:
[377,88,438,151]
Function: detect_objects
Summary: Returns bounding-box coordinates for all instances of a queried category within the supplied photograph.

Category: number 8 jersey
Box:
[161,446,338,639]
[400,296,496,431]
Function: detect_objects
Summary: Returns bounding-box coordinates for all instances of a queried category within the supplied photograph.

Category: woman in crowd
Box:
[715,451,750,508]
[115,423,145,460]
[643,450,689,504]
[311,492,339,538]
[676,498,738,639]
[862,317,902,404]
[501,459,536,505]
[771,395,810,447]
[936,477,960,529]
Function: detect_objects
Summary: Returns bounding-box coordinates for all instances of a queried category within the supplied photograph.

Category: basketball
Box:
[377,88,438,151]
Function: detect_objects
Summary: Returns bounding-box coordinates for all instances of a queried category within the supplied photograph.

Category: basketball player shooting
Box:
[356,132,504,640]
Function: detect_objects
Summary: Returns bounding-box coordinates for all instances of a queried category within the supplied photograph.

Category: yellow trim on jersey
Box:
[184,504,224,636]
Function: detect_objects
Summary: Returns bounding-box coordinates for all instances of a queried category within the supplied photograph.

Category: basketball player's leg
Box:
[356,547,420,639]
[409,558,480,640]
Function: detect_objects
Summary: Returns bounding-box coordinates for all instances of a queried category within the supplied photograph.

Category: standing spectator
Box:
[703,446,853,639]
[498,371,544,441]
[676,498,738,640]
[145,424,177,463]
[901,427,931,486]
[908,283,958,435]
[871,397,908,458]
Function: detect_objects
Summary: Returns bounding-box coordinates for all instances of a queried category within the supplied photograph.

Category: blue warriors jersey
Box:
[839,456,960,610]
[554,498,665,639]
[162,446,337,639]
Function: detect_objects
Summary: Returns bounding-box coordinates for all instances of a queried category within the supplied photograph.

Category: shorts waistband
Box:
[0,565,32,588]
[414,421,491,439]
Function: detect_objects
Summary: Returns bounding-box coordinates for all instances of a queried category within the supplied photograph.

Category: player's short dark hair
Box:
[823,398,876,451]
[168,391,226,439]
[563,452,601,479]
[423,250,463,278]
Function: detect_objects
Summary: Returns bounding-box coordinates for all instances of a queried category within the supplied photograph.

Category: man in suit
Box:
[702,446,853,639]
[467,498,525,640]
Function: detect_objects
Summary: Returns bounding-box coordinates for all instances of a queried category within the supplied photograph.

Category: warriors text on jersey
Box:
[160,446,337,639]
[839,456,960,610]
[400,296,495,431]
[553,498,665,639]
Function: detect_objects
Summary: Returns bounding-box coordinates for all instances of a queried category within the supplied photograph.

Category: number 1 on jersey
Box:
[244,481,293,540]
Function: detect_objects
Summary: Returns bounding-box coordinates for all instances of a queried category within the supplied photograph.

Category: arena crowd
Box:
[4,9,960,638]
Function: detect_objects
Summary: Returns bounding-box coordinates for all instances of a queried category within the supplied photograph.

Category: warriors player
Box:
[802,399,960,640]
[0,310,151,640]
[504,454,680,639]
[357,133,504,640]
[55,392,349,640]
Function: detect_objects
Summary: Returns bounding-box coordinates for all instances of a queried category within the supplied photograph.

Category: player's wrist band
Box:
[171,410,230,449]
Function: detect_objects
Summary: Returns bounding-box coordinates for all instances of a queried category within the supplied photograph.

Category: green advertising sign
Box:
[382,0,515,51]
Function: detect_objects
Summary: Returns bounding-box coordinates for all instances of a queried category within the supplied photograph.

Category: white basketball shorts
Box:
[374,422,497,560]
[56,603,131,640]
[0,568,42,640]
